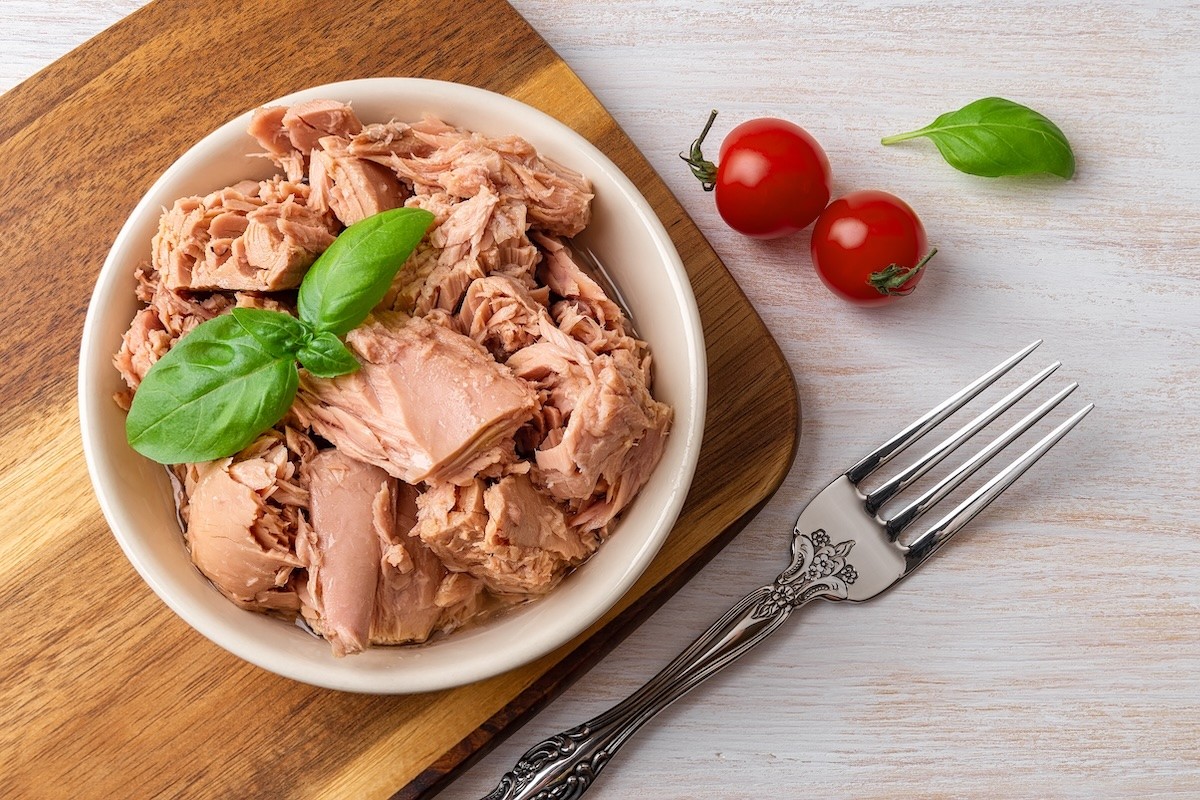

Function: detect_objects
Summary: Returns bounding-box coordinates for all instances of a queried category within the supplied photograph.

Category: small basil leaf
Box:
[126,314,299,464]
[881,97,1075,179]
[231,307,309,358]
[298,207,434,336]
[297,331,360,378]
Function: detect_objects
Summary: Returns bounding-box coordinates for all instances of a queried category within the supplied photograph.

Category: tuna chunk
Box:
[294,315,537,485]
[154,178,337,292]
[370,482,447,645]
[180,429,315,612]
[411,186,540,315]
[282,100,363,154]
[300,450,394,657]
[248,106,305,181]
[113,265,292,397]
[249,101,364,180]
[536,234,623,328]
[113,307,171,398]
[508,315,597,429]
[414,474,590,595]
[348,114,593,237]
[458,275,549,361]
[535,234,647,369]
[432,572,495,627]
[297,463,456,652]
[413,189,494,313]
[309,135,407,226]
[534,348,672,533]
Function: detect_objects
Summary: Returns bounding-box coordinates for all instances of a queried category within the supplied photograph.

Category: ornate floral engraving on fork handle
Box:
[753,528,857,618]
[482,528,857,800]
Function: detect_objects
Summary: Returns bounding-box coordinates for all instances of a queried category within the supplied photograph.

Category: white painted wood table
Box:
[4,2,1198,797]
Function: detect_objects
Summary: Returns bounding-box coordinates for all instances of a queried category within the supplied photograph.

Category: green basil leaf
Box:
[298,207,434,335]
[126,314,299,464]
[231,307,309,358]
[881,97,1075,178]
[297,331,360,378]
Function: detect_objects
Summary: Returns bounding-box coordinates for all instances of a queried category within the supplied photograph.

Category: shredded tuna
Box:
[458,274,549,361]
[309,135,407,226]
[349,115,593,237]
[414,474,592,595]
[180,429,314,613]
[113,264,290,396]
[153,178,337,292]
[114,101,674,655]
[249,100,364,180]
[533,348,672,533]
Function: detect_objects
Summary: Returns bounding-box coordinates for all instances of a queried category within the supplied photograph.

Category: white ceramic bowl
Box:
[78,78,706,693]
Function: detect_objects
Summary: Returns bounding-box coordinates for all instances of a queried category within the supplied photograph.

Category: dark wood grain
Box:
[0,1,799,797]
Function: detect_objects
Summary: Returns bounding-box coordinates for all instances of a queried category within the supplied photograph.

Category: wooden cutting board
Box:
[0,1,798,797]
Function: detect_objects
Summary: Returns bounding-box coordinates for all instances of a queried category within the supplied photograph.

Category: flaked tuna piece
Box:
[346,120,424,161]
[500,150,592,238]
[552,299,651,382]
[379,190,537,316]
[534,348,673,533]
[572,405,668,532]
[112,265,293,398]
[535,234,650,377]
[294,315,537,486]
[432,573,490,631]
[248,107,293,157]
[181,429,315,613]
[154,178,337,292]
[113,307,171,400]
[297,465,450,651]
[309,135,406,226]
[300,449,394,657]
[248,106,305,181]
[536,234,635,338]
[282,100,363,154]
[508,315,596,422]
[248,101,364,180]
[415,188,493,314]
[486,201,541,285]
[418,188,542,314]
[377,240,440,314]
[458,275,549,361]
[348,114,593,236]
[485,472,596,561]
[414,475,587,595]
[370,482,446,645]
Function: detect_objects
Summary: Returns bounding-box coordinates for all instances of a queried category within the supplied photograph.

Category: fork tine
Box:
[904,403,1094,565]
[886,382,1079,536]
[864,361,1062,514]
[845,340,1042,484]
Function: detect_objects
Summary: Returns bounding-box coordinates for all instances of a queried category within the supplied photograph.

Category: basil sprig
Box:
[125,207,434,464]
[881,97,1075,179]
[299,208,435,335]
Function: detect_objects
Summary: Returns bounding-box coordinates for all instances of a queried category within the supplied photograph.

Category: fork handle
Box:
[482,525,855,800]
[481,584,799,800]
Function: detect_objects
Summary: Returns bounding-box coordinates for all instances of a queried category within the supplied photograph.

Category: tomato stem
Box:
[867,248,937,296]
[679,109,719,191]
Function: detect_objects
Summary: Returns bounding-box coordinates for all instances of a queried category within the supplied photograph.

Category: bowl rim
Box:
[78,77,707,693]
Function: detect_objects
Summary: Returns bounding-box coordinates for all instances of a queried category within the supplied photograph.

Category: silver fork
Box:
[483,341,1092,800]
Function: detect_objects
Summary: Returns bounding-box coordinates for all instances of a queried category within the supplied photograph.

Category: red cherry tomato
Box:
[682,111,831,239]
[810,190,935,306]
